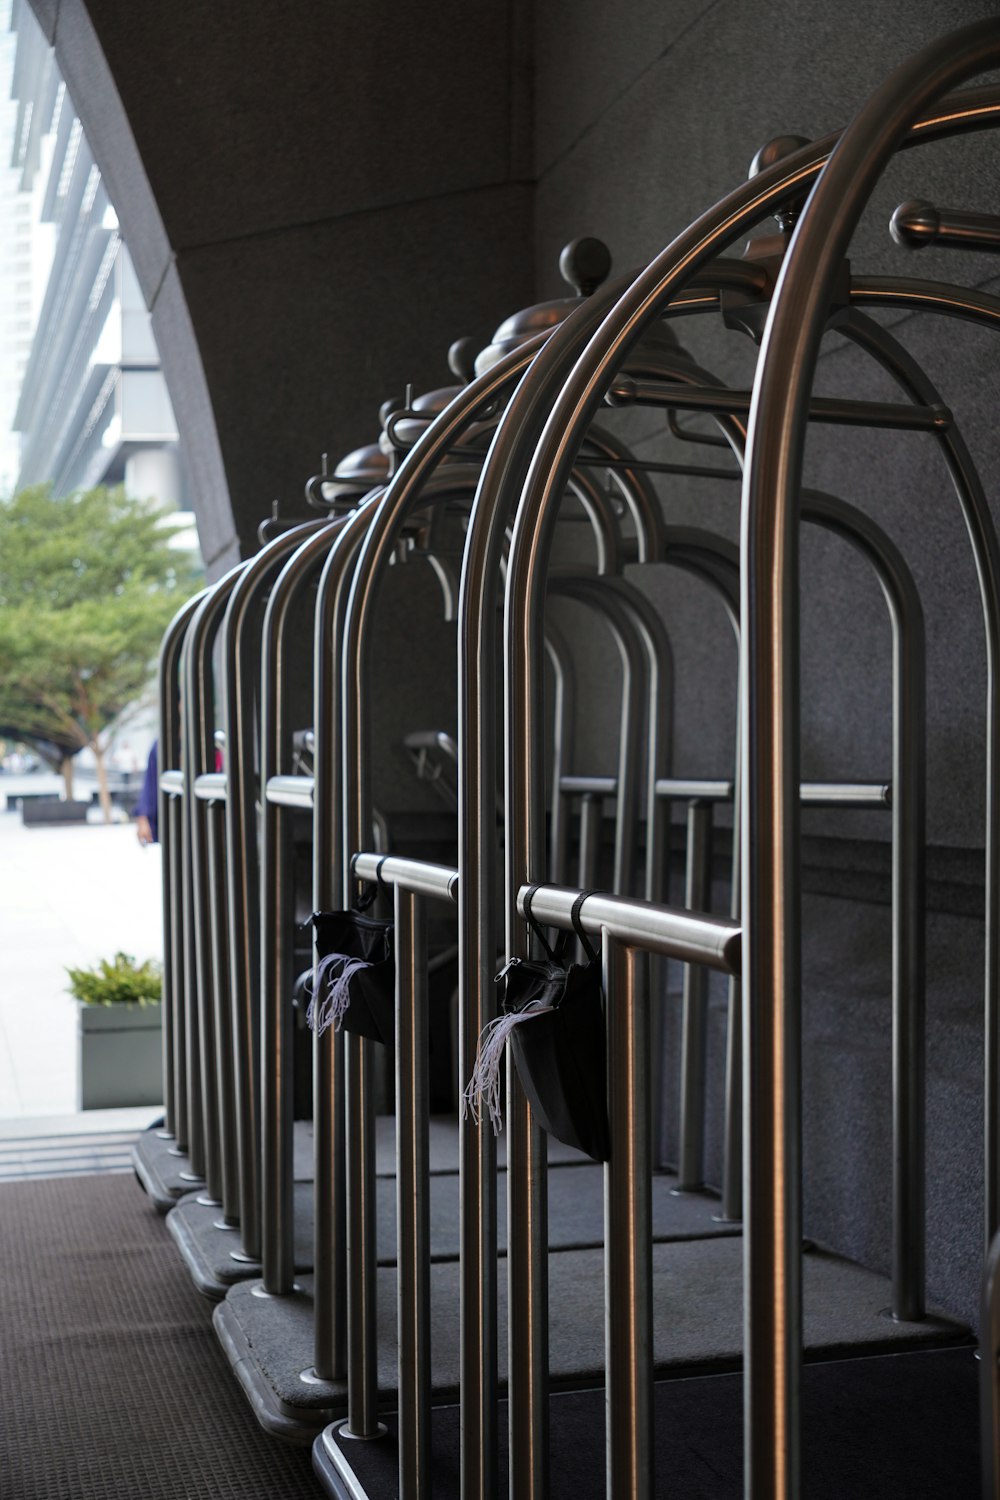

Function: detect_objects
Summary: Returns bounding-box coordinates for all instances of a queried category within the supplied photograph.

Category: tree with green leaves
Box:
[0,484,201,820]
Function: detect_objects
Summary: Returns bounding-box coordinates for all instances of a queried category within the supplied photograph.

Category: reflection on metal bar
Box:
[157,589,205,1144]
[265,773,316,809]
[261,522,341,1295]
[395,883,431,1499]
[677,801,714,1191]
[572,452,742,482]
[355,853,458,1495]
[516,884,741,973]
[891,197,1000,252]
[655,777,891,807]
[604,935,653,1500]
[562,774,618,797]
[312,505,377,1384]
[193,773,227,801]
[353,851,458,903]
[222,521,330,1263]
[608,375,952,431]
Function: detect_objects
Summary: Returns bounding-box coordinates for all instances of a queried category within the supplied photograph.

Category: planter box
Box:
[77,1001,163,1110]
[22,798,89,826]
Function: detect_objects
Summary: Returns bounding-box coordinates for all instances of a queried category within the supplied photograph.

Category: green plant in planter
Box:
[65,952,162,1007]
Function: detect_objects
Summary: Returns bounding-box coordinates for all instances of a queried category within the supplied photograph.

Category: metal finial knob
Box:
[748,134,811,233]
[559,237,612,297]
[447,337,478,384]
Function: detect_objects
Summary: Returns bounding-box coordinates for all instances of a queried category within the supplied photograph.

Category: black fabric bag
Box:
[306,873,394,1046]
[467,886,610,1163]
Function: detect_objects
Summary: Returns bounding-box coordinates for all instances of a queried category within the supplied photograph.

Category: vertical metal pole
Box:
[604,935,653,1500]
[260,790,296,1292]
[396,885,431,1498]
[207,799,240,1221]
[191,787,222,1201]
[546,623,575,886]
[741,394,802,1500]
[179,634,205,1182]
[677,800,713,1190]
[578,792,602,888]
[721,737,744,1222]
[167,794,188,1148]
[345,1030,380,1435]
[260,783,295,1290]
[313,515,368,1380]
[506,1069,549,1500]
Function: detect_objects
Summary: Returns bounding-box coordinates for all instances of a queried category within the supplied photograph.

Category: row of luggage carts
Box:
[133,21,1000,1498]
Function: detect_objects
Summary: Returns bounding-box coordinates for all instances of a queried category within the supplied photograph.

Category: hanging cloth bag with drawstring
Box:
[305,862,394,1045]
[464,886,610,1163]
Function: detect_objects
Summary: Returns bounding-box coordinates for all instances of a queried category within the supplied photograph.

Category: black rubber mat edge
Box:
[213,1293,347,1443]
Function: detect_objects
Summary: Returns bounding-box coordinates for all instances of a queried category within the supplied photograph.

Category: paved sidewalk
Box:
[0,812,164,1119]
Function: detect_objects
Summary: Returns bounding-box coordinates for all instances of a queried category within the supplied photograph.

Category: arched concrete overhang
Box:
[31,0,534,576]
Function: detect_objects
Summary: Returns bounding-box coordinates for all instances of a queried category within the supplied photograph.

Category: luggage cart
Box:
[490,28,1000,1497]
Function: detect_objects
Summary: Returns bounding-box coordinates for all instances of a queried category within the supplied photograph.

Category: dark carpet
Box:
[0,1173,320,1499]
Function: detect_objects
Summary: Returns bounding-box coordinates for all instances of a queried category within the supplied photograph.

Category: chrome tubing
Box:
[220,521,330,1260]
[181,564,246,1192]
[550,579,645,897]
[461,279,645,1500]
[511,881,741,1500]
[312,501,380,1382]
[501,88,1000,1495]
[259,520,342,1294]
[740,24,1000,1495]
[802,488,926,1321]
[156,588,207,1144]
[676,799,714,1191]
[205,790,239,1219]
[335,331,559,1480]
[353,852,458,1499]
[545,621,575,886]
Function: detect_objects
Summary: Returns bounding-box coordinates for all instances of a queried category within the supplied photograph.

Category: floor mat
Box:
[0,1173,320,1499]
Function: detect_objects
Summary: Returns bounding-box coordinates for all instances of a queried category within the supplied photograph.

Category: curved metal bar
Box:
[544,620,575,886]
[220,520,330,1258]
[841,301,1000,1253]
[801,486,926,1322]
[181,564,247,1193]
[550,579,646,897]
[312,500,380,1384]
[331,302,633,1467]
[458,279,651,1500]
[157,587,209,1144]
[740,24,1000,1495]
[259,521,343,1293]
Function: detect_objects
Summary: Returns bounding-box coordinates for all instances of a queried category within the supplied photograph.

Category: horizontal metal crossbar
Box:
[264,774,315,809]
[193,773,227,802]
[353,850,459,904]
[517,882,741,974]
[607,376,952,431]
[654,777,891,807]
